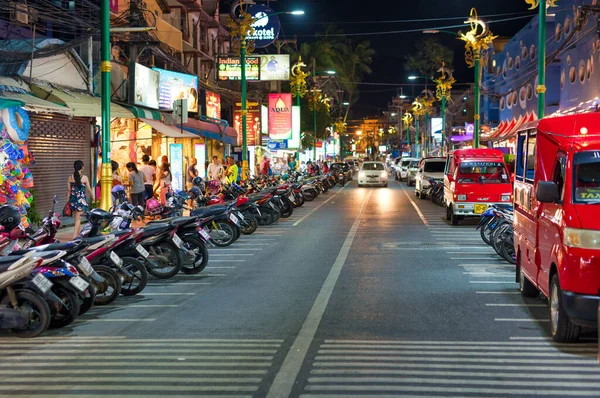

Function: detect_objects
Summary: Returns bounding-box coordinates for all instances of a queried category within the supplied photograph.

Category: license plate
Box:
[32,273,53,294]
[198,228,211,241]
[288,194,295,202]
[236,211,245,221]
[474,204,488,214]
[69,276,89,293]
[78,257,94,276]
[269,202,276,209]
[229,213,239,224]
[109,251,123,267]
[172,234,184,248]
[136,245,149,258]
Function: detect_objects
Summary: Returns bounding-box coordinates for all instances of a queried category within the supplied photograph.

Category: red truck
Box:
[514,113,600,342]
[444,148,513,225]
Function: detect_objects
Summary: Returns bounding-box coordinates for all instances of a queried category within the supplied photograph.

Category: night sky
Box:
[272,0,534,117]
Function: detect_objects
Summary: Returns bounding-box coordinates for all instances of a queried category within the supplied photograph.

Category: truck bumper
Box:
[452,202,508,217]
[562,290,599,327]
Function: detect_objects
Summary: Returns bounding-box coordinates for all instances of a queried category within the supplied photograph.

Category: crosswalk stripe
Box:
[310,369,600,379]
[1,348,277,354]
[314,355,594,364]
[313,362,599,372]
[1,355,274,361]
[0,385,260,393]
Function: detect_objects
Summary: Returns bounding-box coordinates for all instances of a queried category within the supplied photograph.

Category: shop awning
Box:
[120,105,162,120]
[30,84,135,118]
[0,97,24,109]
[0,77,72,115]
[141,118,198,138]
[179,118,238,145]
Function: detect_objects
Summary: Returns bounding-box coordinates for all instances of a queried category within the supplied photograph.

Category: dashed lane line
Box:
[293,186,348,227]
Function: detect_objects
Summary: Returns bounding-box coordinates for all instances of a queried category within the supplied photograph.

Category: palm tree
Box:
[335,39,375,121]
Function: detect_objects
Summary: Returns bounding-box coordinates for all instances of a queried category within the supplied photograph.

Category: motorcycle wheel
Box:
[5,290,51,338]
[257,208,274,226]
[79,284,96,316]
[296,195,305,207]
[146,242,183,279]
[120,257,148,295]
[241,214,258,235]
[93,265,122,305]
[49,286,81,329]
[480,219,494,245]
[279,201,294,218]
[303,189,316,202]
[208,221,236,247]
[501,235,516,264]
[181,236,209,274]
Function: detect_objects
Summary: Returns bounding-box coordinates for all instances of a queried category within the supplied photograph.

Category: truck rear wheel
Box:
[450,207,459,225]
[550,274,581,343]
[519,267,538,298]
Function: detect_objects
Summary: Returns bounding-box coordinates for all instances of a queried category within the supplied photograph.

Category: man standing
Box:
[139,155,155,199]
[288,155,297,172]
[207,156,224,182]
[187,158,198,190]
[260,155,270,176]
[226,156,239,183]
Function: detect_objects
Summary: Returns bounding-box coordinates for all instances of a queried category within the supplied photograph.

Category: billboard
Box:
[451,122,475,142]
[268,93,292,140]
[247,5,281,48]
[234,101,261,146]
[153,68,198,112]
[216,57,260,81]
[205,91,221,119]
[134,63,159,109]
[287,105,301,149]
[431,117,443,141]
[259,54,290,81]
[169,143,184,193]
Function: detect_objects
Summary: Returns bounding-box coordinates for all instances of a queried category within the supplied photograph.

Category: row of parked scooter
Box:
[0,171,345,337]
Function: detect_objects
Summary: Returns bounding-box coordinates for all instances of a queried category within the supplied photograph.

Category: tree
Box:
[404,37,454,79]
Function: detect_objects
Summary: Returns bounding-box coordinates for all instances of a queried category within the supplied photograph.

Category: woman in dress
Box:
[67,160,94,239]
[158,162,172,205]
[126,162,146,207]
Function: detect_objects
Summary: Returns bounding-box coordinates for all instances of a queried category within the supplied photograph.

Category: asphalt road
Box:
[1,179,598,397]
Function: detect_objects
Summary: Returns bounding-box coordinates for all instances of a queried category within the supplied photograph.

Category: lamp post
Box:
[527,0,558,118]
[229,7,304,180]
[402,112,413,155]
[99,0,112,210]
[433,63,455,156]
[412,101,423,157]
[459,8,497,148]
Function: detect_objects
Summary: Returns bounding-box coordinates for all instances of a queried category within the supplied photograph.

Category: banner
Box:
[234,101,261,146]
[259,55,290,81]
[217,57,260,81]
[169,144,184,193]
[133,63,159,109]
[205,91,221,119]
[153,68,198,112]
[268,93,292,140]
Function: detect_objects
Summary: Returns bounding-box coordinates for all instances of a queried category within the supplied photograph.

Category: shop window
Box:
[564,16,572,35]
[555,23,563,42]
[499,97,505,111]
[527,83,534,100]
[569,66,576,83]
[587,58,593,80]
[515,56,521,70]
[530,45,536,60]
[579,60,586,83]
[521,46,528,60]
[508,57,514,70]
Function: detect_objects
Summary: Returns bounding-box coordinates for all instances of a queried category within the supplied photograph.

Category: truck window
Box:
[573,151,600,203]
[552,154,567,201]
[516,133,527,181]
[526,134,536,182]
[457,161,509,184]
[424,161,446,173]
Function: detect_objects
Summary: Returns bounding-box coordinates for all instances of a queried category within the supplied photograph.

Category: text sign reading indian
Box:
[268,93,292,140]
[216,57,260,81]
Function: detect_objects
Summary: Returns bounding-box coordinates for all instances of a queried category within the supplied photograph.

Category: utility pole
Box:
[99,0,112,210]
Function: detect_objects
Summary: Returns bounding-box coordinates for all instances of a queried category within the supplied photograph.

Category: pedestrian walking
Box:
[288,155,297,171]
[139,155,156,200]
[207,156,224,182]
[67,160,94,239]
[187,157,199,190]
[158,161,172,205]
[225,156,239,184]
[260,155,270,176]
[126,162,146,207]
[111,160,122,187]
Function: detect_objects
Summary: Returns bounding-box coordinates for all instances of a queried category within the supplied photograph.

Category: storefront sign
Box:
[194,144,206,178]
[234,101,261,146]
[259,55,290,81]
[134,63,159,109]
[205,91,221,119]
[267,140,288,150]
[268,93,292,140]
[247,5,281,48]
[169,144,184,193]
[153,68,198,112]
[216,57,260,81]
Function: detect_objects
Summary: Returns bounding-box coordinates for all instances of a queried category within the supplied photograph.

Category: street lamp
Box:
[289,10,305,15]
[459,8,497,148]
[325,70,336,75]
[433,63,455,156]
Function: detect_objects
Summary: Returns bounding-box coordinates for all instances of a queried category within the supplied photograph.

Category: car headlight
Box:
[501,194,512,202]
[564,227,600,249]
[457,194,467,201]
[380,171,387,178]
[359,171,366,178]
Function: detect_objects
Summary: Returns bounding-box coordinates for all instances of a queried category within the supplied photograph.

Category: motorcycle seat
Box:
[147,216,195,227]
[141,224,172,237]
[81,236,112,245]
[0,256,20,272]
[191,206,228,218]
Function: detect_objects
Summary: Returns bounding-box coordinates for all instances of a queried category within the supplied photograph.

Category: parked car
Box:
[415,157,446,199]
[397,158,416,181]
[358,161,388,187]
[406,159,421,186]
[514,113,600,343]
[443,149,513,225]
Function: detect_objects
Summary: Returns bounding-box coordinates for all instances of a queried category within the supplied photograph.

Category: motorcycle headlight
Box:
[457,194,467,201]
[501,194,512,202]
[564,227,600,249]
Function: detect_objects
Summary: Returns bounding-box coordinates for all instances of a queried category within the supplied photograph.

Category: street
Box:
[1,180,598,397]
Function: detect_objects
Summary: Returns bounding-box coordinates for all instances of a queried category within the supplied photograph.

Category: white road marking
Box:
[0,386,259,393]
[470,281,516,284]
[451,257,507,260]
[464,272,514,276]
[101,304,179,308]
[309,368,600,379]
[293,188,346,226]
[401,190,429,226]
[509,337,552,340]
[495,318,551,322]
[209,248,262,251]
[312,362,599,372]
[206,266,237,269]
[146,282,212,286]
[201,260,247,263]
[141,293,196,296]
[459,263,513,266]
[210,254,255,256]
[486,303,547,307]
[266,189,373,398]
[74,319,156,322]
[476,291,520,294]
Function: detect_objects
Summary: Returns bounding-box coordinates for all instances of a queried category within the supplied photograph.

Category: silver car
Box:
[358,161,388,187]
[406,159,421,187]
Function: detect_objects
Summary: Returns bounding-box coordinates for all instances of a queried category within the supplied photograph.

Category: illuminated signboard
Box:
[234,101,261,146]
[205,91,221,119]
[153,68,198,112]
[268,93,292,140]
[247,5,281,48]
[133,63,159,109]
[216,57,260,81]
[258,54,290,81]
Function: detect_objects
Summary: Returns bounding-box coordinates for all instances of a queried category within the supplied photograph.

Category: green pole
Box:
[537,3,546,118]
[424,111,429,156]
[332,124,336,160]
[99,0,112,211]
[313,108,317,160]
[415,118,420,158]
[240,36,248,179]
[474,56,481,148]
[441,96,446,156]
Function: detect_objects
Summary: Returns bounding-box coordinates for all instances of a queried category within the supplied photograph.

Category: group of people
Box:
[258,156,298,177]
[206,156,239,184]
